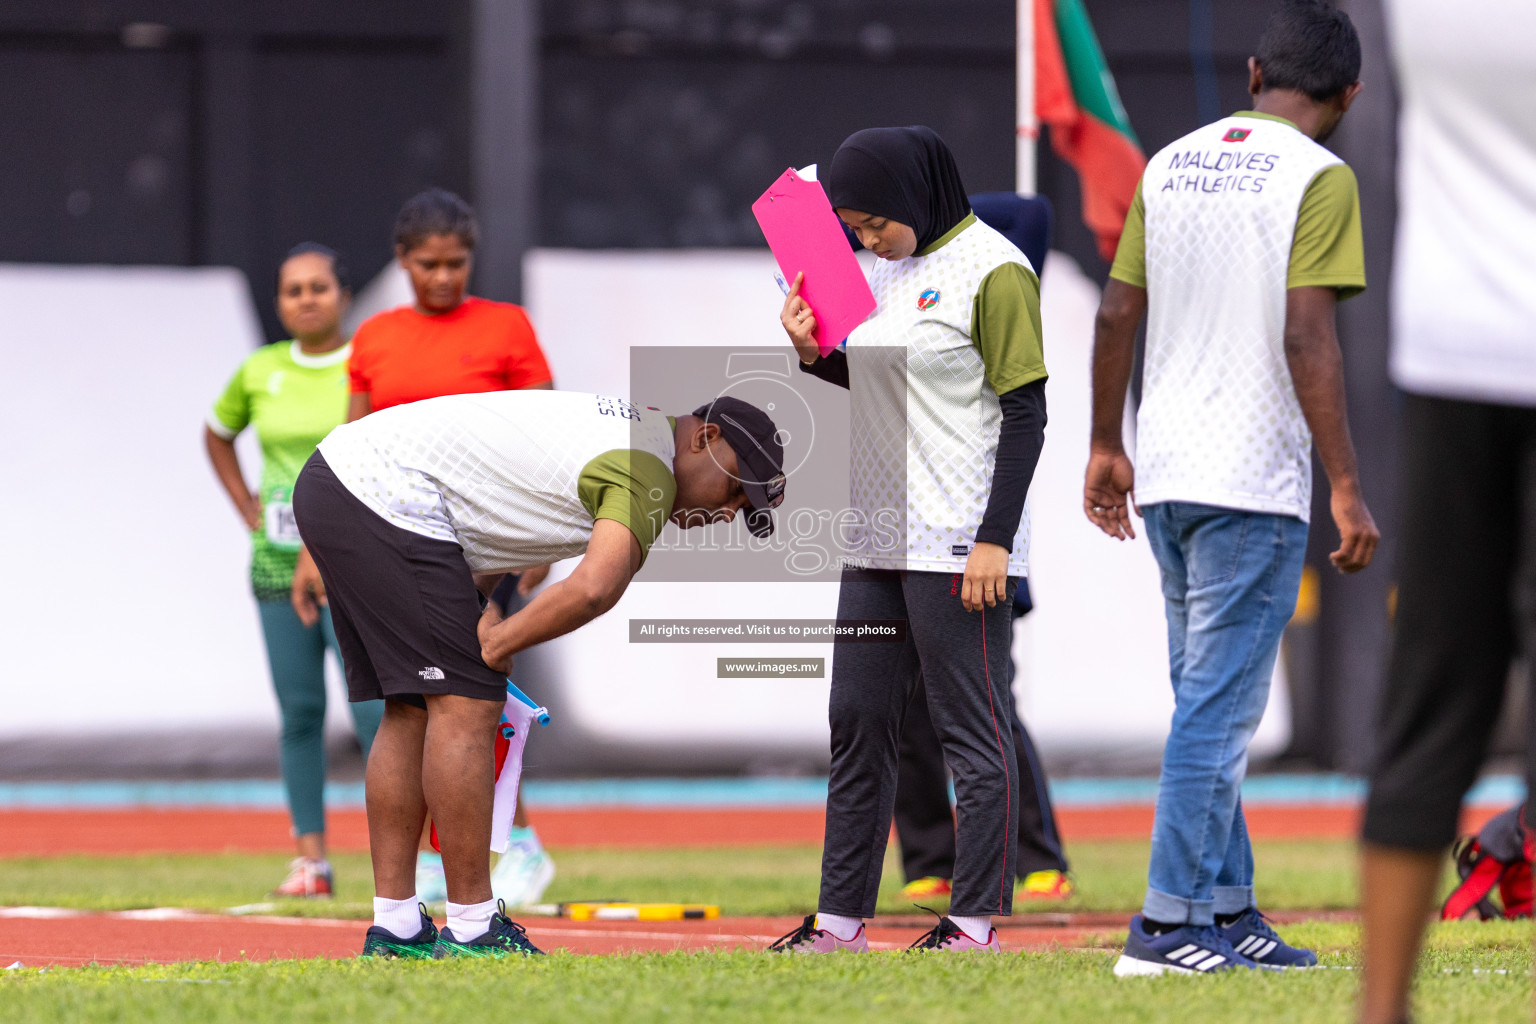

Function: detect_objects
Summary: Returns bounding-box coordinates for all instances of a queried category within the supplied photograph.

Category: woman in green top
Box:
[205,243,385,898]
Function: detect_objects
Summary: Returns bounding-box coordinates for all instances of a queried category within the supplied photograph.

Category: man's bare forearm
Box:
[480,577,613,669]
[1289,339,1361,493]
[479,522,639,670]
[1091,280,1147,452]
[1284,288,1361,494]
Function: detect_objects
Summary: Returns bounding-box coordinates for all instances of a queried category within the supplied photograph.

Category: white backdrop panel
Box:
[0,265,276,736]
[526,249,838,750]
[1012,256,1290,756]
[0,254,1287,760]
[525,248,1290,758]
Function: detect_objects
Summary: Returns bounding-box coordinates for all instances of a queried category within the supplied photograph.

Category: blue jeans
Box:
[1140,502,1308,925]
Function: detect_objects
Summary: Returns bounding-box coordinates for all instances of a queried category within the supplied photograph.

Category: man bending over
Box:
[293,390,786,958]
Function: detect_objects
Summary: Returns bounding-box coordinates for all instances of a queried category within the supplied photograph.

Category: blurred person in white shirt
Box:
[1360,1,1536,1021]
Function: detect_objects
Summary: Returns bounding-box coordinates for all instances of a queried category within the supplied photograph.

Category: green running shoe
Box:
[359,904,439,960]
[432,900,545,958]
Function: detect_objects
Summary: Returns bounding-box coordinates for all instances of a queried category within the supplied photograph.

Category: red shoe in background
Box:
[272,857,334,898]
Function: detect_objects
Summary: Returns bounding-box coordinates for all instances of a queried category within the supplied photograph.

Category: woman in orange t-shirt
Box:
[346,187,552,419]
[294,190,556,614]
[296,188,558,910]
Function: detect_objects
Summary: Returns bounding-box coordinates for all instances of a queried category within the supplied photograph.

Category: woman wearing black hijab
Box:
[770,127,1048,953]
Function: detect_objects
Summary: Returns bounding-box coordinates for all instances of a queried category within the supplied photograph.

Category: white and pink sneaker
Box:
[908,916,1002,952]
[768,915,870,953]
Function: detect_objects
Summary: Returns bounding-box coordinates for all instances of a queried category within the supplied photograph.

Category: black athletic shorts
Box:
[1363,394,1536,850]
[291,451,506,708]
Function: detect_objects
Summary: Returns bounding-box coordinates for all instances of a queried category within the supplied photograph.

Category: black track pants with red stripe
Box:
[818,566,1020,919]
[895,676,1069,882]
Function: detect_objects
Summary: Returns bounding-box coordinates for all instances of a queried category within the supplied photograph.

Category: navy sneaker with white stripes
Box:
[1113,914,1257,977]
[1219,908,1318,967]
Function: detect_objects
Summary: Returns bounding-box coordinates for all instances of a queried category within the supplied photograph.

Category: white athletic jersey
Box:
[1387,0,1536,405]
[844,217,1033,574]
[1133,115,1344,520]
[316,391,677,572]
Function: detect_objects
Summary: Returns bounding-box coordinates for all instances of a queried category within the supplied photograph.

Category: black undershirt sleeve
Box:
[796,349,850,390]
[974,378,1047,552]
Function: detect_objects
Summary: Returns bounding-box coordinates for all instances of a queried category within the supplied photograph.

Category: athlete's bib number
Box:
[264,495,303,551]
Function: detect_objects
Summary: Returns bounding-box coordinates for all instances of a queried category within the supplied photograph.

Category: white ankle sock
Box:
[373,895,423,939]
[948,914,992,943]
[447,898,498,940]
[814,912,863,941]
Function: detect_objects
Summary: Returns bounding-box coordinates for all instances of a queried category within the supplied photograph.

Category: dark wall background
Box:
[0,0,1275,322]
[1,34,197,265]
[2,0,1428,772]
[533,0,1270,276]
[0,1,468,340]
[538,2,1017,249]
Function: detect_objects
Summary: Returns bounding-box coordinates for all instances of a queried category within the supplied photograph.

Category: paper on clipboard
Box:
[752,166,876,356]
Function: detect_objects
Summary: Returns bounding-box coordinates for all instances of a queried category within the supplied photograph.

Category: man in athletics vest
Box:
[1084,0,1378,975]
[293,391,786,959]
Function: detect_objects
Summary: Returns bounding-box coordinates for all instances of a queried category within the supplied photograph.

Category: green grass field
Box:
[1,929,1530,1024]
[1,838,1364,918]
[3,839,1530,1023]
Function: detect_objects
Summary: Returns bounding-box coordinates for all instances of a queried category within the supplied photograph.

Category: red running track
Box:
[0,804,1501,858]
[0,803,1464,969]
[0,908,1349,968]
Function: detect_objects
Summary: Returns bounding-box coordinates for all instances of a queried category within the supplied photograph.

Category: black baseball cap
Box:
[692,396,787,538]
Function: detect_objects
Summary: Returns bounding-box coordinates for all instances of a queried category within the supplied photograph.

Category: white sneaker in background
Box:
[415,851,447,904]
[490,827,557,907]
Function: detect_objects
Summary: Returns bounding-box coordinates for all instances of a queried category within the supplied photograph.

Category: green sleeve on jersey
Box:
[1108,179,1147,289]
[1289,164,1366,299]
[971,263,1048,395]
[210,362,252,437]
[577,449,678,567]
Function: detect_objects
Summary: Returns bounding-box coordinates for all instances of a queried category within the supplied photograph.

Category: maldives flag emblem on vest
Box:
[1223,127,1252,143]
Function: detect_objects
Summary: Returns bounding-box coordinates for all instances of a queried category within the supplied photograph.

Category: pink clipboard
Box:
[752,168,876,356]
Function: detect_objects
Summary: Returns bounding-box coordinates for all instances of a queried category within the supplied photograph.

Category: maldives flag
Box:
[1035,0,1146,262]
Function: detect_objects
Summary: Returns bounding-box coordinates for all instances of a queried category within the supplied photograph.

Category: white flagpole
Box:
[1016,0,1038,195]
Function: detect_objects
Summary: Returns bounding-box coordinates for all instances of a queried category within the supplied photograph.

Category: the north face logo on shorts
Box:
[418,667,446,681]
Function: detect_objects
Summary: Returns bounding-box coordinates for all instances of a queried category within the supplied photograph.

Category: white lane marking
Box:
[525,927,781,943]
[2,907,358,929]
[117,909,209,921]
[0,907,879,949]
[0,907,87,919]
[523,928,907,951]
[227,903,279,916]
